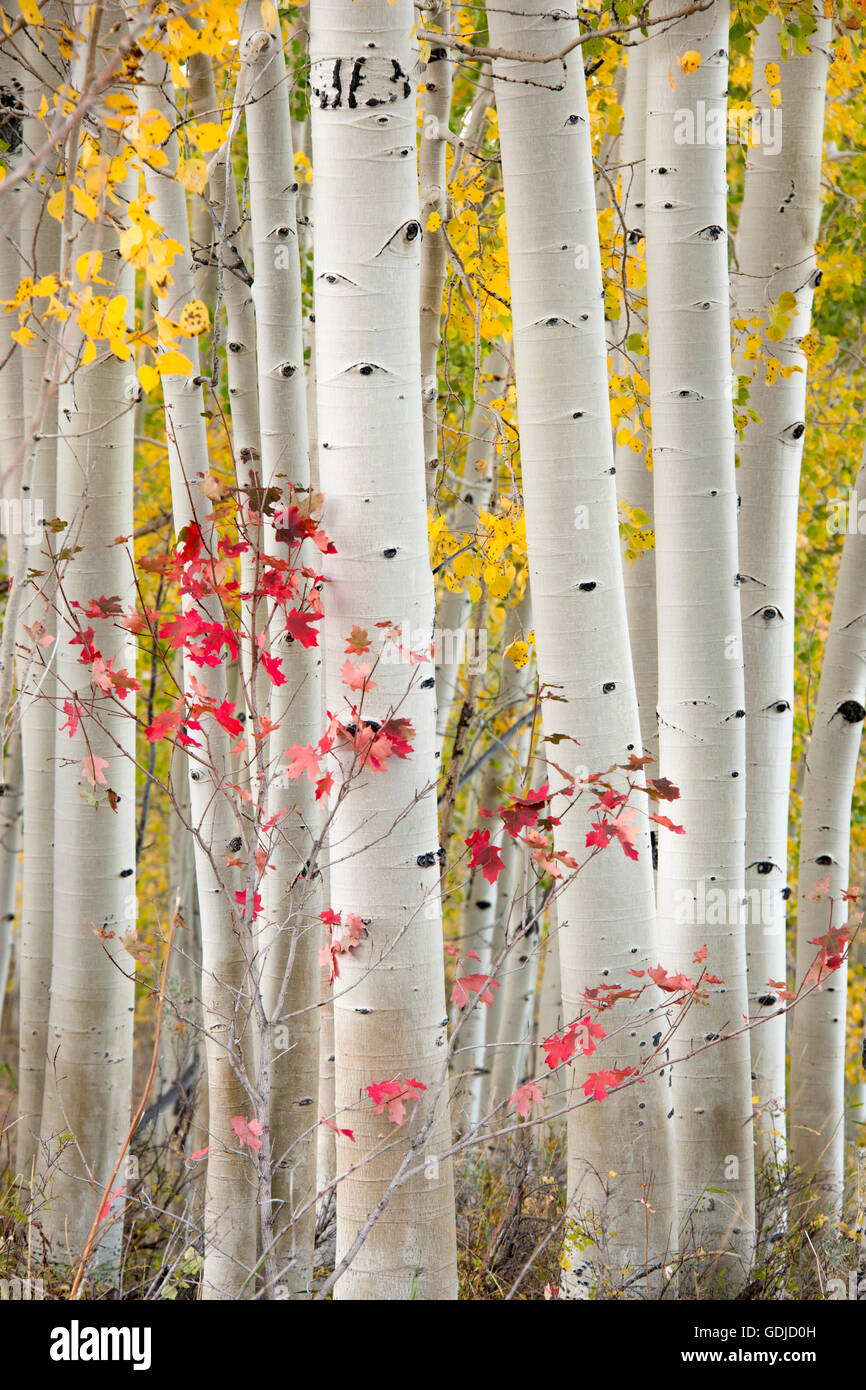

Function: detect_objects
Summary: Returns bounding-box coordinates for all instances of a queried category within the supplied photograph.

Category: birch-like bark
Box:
[39,166,137,1271]
[434,345,506,745]
[15,45,60,1171]
[134,47,257,1299]
[240,3,320,1296]
[0,724,21,1020]
[309,0,457,1299]
[419,0,452,496]
[457,761,502,1130]
[733,11,830,1166]
[790,442,866,1219]
[614,42,656,763]
[646,0,755,1284]
[488,0,675,1294]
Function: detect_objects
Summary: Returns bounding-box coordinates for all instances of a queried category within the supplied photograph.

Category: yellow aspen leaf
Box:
[769,88,781,108]
[46,188,65,221]
[157,350,194,377]
[260,0,278,30]
[504,639,530,669]
[11,323,36,347]
[32,274,58,296]
[177,158,207,194]
[764,62,780,86]
[426,210,442,232]
[776,290,797,311]
[137,363,160,393]
[18,0,44,24]
[678,50,701,74]
[191,122,228,154]
[81,339,96,366]
[37,93,48,119]
[71,186,98,219]
[75,250,103,283]
[177,299,209,337]
[118,224,145,265]
[146,263,173,297]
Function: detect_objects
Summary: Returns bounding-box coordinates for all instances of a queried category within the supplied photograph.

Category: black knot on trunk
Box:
[837,699,866,724]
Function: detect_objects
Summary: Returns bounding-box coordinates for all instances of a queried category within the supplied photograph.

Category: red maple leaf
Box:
[59,700,80,738]
[341,658,376,692]
[541,1030,577,1070]
[499,783,550,838]
[465,829,505,885]
[285,608,322,648]
[284,743,321,783]
[646,776,680,801]
[230,1115,263,1151]
[510,1082,543,1120]
[260,651,286,686]
[366,1076,427,1127]
[212,699,243,737]
[321,1117,356,1143]
[648,964,695,993]
[582,1067,636,1101]
[451,973,500,1008]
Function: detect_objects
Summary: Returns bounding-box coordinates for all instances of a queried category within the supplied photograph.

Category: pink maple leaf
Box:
[450,973,500,1009]
[81,755,110,789]
[510,1082,543,1120]
[230,1116,264,1151]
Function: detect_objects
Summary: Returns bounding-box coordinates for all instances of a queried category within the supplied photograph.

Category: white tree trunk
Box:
[488,0,675,1295]
[790,441,866,1219]
[614,42,657,764]
[15,82,60,1172]
[733,11,831,1168]
[0,724,21,1022]
[39,164,137,1273]
[419,1,452,497]
[135,48,257,1299]
[434,345,507,745]
[309,0,457,1299]
[240,3,320,1296]
[645,0,755,1284]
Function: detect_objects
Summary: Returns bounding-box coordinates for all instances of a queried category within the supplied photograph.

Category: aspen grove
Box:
[0,0,865,1303]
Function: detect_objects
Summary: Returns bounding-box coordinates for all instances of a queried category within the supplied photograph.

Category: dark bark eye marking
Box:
[316,272,358,291]
[835,700,866,724]
[780,421,806,442]
[376,220,421,257]
[695,224,725,241]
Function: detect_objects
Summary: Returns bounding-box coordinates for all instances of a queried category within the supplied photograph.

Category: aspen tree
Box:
[613,42,656,763]
[133,43,257,1299]
[39,73,137,1271]
[419,0,451,495]
[733,11,831,1164]
[488,0,675,1294]
[15,16,61,1173]
[645,0,755,1283]
[239,0,320,1295]
[309,0,457,1299]
[790,441,866,1220]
